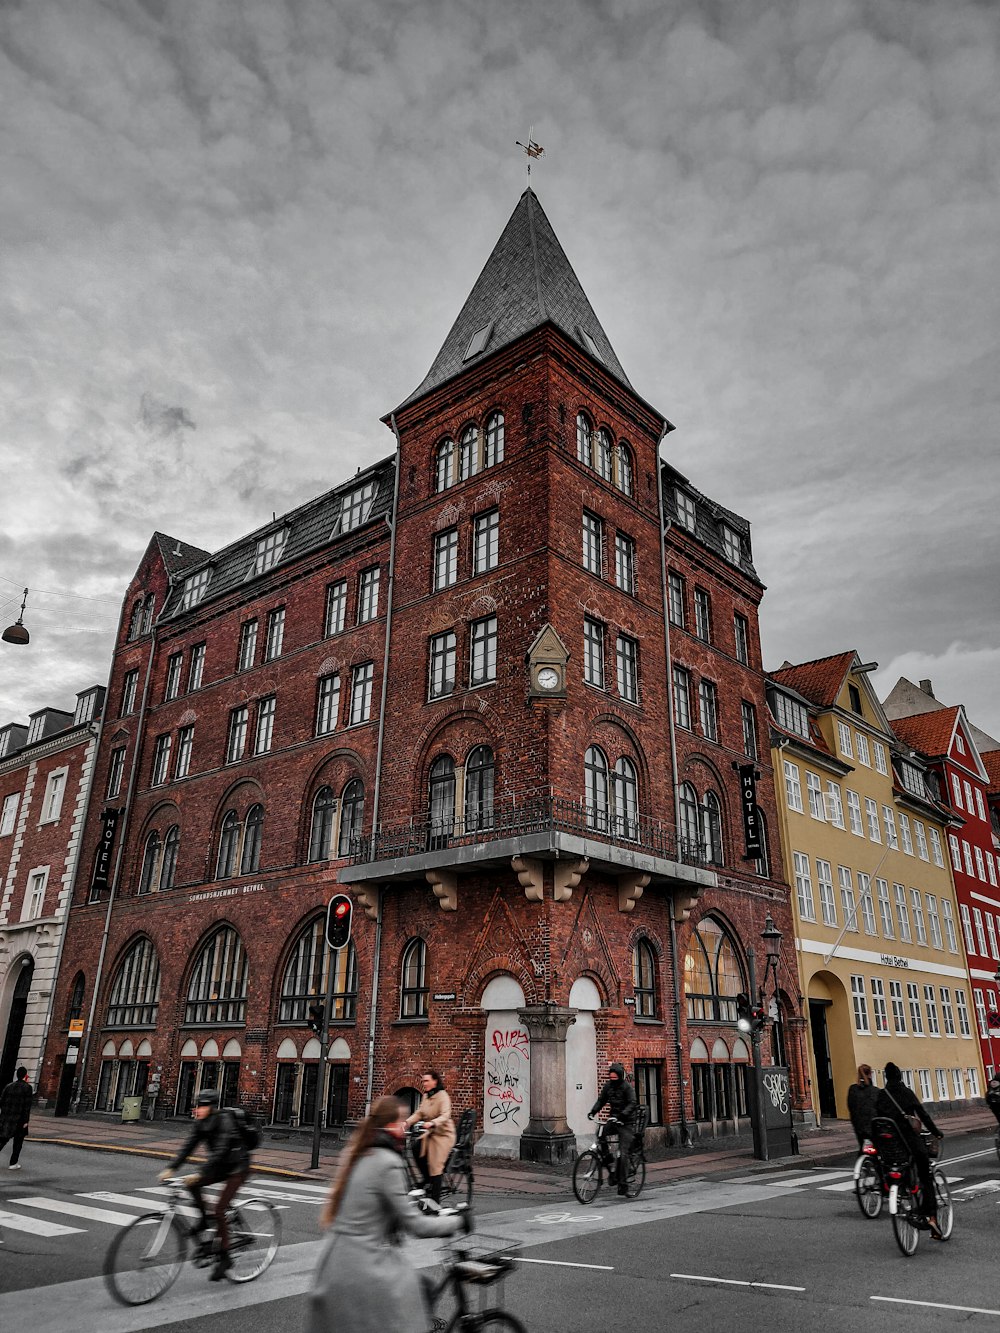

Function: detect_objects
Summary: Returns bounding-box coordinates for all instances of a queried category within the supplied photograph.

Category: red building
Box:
[884,690,1000,1077]
[43,190,804,1154]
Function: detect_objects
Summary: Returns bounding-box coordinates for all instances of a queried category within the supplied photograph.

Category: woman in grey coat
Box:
[307,1094,461,1333]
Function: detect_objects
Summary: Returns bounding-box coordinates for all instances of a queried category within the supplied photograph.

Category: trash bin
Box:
[121,1095,143,1123]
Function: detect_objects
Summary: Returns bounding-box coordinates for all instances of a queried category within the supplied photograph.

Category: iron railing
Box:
[347,793,707,869]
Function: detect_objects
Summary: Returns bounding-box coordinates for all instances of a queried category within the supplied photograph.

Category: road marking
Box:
[818,1181,858,1193]
[952,1179,1000,1195]
[12,1197,142,1227]
[872,1295,1000,1316]
[81,1191,201,1219]
[517,1257,615,1270]
[672,1273,805,1292]
[0,1208,83,1237]
[723,1169,850,1187]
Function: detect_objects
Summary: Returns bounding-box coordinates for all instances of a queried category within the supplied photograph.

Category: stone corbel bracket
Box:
[617,871,650,913]
[511,855,544,902]
[426,868,458,912]
[356,885,380,922]
[553,857,589,902]
[672,888,700,922]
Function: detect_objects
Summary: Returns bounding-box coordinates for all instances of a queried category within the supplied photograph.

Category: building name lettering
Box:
[190,883,265,904]
[879,954,910,969]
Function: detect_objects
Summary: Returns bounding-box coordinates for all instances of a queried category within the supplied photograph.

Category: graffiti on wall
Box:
[485,1023,530,1128]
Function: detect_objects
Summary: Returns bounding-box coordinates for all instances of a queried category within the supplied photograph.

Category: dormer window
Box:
[464,323,493,360]
[338,480,378,534]
[579,328,605,365]
[898,760,927,799]
[180,567,212,611]
[27,714,46,745]
[253,528,288,576]
[722,525,742,565]
[74,688,103,727]
[772,690,810,741]
[675,489,697,532]
[848,684,863,716]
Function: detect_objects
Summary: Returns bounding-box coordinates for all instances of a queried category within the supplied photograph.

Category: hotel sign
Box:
[879,954,910,969]
[90,807,122,894]
[736,764,763,860]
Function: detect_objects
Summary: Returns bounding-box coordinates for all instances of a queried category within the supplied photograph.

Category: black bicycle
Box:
[854,1139,887,1218]
[407,1108,476,1206]
[868,1118,952,1256]
[425,1229,525,1333]
[572,1109,647,1204]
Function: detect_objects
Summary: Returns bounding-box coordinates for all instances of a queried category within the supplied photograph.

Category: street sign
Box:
[68,1019,85,1037]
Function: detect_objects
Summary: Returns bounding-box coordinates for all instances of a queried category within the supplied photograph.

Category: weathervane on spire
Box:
[516,126,544,182]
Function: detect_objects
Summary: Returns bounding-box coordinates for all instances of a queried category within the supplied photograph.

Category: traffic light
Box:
[326,893,353,951]
[307,1002,325,1035]
[736,992,766,1036]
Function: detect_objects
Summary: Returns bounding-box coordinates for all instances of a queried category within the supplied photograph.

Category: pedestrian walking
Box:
[306,1094,461,1333]
[847,1064,879,1148]
[404,1069,456,1203]
[0,1066,33,1169]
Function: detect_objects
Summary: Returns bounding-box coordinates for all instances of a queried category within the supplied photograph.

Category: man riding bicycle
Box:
[587,1062,637,1196]
[160,1089,250,1280]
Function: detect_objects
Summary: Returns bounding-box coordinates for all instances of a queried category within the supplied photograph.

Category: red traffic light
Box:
[334,901,350,918]
[326,893,353,950]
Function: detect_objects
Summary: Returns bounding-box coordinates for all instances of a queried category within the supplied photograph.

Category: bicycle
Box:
[572,1108,647,1204]
[425,1227,526,1333]
[868,1118,952,1256]
[103,1175,282,1305]
[854,1139,887,1218]
[407,1108,476,1207]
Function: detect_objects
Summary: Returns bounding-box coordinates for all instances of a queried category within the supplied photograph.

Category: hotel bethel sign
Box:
[90,807,122,894]
[735,763,763,860]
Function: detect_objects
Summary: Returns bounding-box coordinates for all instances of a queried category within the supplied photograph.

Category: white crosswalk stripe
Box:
[0,1207,82,1237]
[81,1191,202,1219]
[12,1197,142,1226]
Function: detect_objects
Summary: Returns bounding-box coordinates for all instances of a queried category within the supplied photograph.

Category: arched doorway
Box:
[566,977,601,1138]
[479,975,529,1155]
[807,971,852,1121]
[0,957,34,1087]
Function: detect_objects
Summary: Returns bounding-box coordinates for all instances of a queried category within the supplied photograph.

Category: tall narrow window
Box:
[615,444,633,496]
[241,805,263,873]
[699,680,718,742]
[164,653,183,701]
[138,832,162,894]
[265,607,285,661]
[595,428,613,481]
[584,617,605,689]
[877,880,894,939]
[338,779,365,856]
[433,530,458,591]
[613,757,639,840]
[324,581,347,636]
[349,663,374,725]
[316,674,341,735]
[783,760,803,813]
[838,866,858,932]
[672,665,691,729]
[188,643,206,692]
[309,787,336,862]
[465,746,495,832]
[121,669,139,717]
[701,792,723,865]
[484,412,505,467]
[185,926,248,1025]
[733,613,749,665]
[584,746,609,831]
[106,937,160,1027]
[436,438,456,492]
[633,940,657,1018]
[428,631,457,700]
[238,619,258,671]
[817,859,836,926]
[254,696,276,754]
[226,706,248,763]
[459,424,478,481]
[160,825,179,890]
[150,736,171,787]
[668,572,685,627]
[582,512,603,576]
[357,567,380,623]
[469,616,497,686]
[694,589,711,642]
[107,747,126,799]
[400,939,429,1019]
[615,533,636,595]
[427,756,456,848]
[616,634,638,704]
[793,851,815,921]
[216,811,240,879]
[741,701,758,759]
[679,783,700,857]
[576,413,592,464]
[674,489,696,531]
[473,510,499,575]
[175,725,194,779]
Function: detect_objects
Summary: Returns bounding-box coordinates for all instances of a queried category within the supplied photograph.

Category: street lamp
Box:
[744,913,784,1162]
[761,912,783,993]
[2,588,30,645]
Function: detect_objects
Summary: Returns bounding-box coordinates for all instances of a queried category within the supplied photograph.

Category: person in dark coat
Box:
[306,1094,461,1333]
[588,1062,638,1195]
[846,1064,879,1148]
[159,1089,250,1280]
[0,1066,32,1169]
[985,1074,1000,1126]
[874,1061,943,1237]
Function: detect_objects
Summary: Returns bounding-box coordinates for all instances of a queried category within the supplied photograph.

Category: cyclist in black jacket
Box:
[588,1063,637,1195]
[875,1062,943,1238]
[160,1090,251,1279]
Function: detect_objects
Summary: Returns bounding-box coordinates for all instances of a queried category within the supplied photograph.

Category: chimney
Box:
[919,679,935,698]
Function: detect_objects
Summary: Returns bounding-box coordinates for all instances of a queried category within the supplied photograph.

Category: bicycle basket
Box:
[443,1234,519,1285]
[921,1131,941,1159]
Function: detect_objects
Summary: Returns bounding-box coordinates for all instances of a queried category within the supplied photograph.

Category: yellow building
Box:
[768,652,984,1127]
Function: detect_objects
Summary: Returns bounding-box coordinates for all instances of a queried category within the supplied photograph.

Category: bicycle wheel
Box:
[624,1156,646,1199]
[933,1169,954,1241]
[572,1150,603,1204]
[855,1158,883,1218]
[891,1194,919,1256]
[226,1199,281,1282]
[104,1212,186,1306]
[443,1156,474,1206]
[477,1313,528,1333]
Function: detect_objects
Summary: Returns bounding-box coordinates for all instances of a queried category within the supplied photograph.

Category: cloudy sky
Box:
[2,0,998,742]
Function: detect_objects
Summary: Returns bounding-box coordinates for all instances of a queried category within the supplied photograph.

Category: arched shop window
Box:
[683,916,745,1023]
[279,917,358,1023]
[106,937,160,1027]
[185,926,248,1025]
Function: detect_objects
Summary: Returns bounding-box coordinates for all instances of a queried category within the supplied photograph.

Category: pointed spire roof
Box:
[396,189,632,411]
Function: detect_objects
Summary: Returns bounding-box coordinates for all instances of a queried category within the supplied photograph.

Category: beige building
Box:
[767,652,984,1126]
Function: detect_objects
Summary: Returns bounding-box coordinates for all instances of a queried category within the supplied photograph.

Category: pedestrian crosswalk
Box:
[721,1165,1000,1198]
[0,1175,327,1240]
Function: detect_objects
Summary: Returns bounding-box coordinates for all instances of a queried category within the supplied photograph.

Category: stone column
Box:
[516,1002,577,1164]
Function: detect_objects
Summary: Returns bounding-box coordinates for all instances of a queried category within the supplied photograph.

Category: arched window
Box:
[428,755,455,848]
[633,939,657,1018]
[585,746,609,831]
[484,412,505,467]
[459,424,478,481]
[400,938,428,1019]
[67,971,85,1025]
[141,593,155,634]
[576,412,592,465]
[107,937,160,1027]
[241,804,263,874]
[160,825,180,890]
[309,786,336,863]
[595,428,613,481]
[138,831,161,895]
[279,918,358,1023]
[216,811,240,879]
[613,756,639,840]
[338,778,365,857]
[127,599,143,641]
[185,926,248,1025]
[435,438,455,493]
[616,443,633,497]
[701,792,724,865]
[683,916,745,1024]
[465,745,495,832]
[679,783,700,859]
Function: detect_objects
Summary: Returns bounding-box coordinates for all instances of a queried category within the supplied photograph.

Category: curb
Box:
[27,1135,328,1181]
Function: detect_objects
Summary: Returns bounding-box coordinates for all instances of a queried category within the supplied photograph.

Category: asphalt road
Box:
[3,1135,1000,1332]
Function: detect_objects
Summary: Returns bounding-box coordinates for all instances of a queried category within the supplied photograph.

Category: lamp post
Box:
[740,914,783,1161]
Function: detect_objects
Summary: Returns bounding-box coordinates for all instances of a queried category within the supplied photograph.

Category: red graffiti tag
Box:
[491,1029,529,1057]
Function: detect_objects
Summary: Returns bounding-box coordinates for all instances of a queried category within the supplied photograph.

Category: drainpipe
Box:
[362,415,403,1113]
[655,426,691,1147]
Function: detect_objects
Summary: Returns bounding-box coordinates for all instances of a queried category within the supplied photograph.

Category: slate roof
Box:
[154,532,211,577]
[160,456,396,621]
[661,462,760,583]
[396,189,632,411]
[769,652,857,708]
[890,707,962,760]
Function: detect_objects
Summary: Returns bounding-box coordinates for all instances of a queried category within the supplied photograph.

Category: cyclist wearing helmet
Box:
[587,1063,637,1195]
[160,1089,251,1280]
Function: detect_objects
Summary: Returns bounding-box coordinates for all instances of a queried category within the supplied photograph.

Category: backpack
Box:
[228,1106,262,1152]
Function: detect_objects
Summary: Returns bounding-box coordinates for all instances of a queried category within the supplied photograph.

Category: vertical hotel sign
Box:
[91,808,122,894]
[736,764,763,860]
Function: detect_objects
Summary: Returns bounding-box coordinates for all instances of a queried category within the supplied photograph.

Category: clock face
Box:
[537,667,560,690]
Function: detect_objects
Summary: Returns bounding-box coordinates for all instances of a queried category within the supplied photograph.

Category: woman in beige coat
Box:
[404,1069,456,1202]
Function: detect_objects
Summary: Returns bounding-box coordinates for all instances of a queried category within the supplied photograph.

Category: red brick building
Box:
[43,190,804,1154]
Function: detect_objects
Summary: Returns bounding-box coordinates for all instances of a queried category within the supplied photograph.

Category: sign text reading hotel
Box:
[879,954,910,969]
[190,883,265,904]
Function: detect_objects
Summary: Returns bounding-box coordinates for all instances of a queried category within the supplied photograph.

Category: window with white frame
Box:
[694,588,711,642]
[21,867,48,921]
[963,840,975,877]
[582,512,603,576]
[668,571,685,626]
[316,674,340,736]
[226,706,248,763]
[428,631,457,700]
[349,662,374,725]
[837,721,853,758]
[925,895,943,950]
[121,669,139,717]
[952,1068,966,1098]
[871,978,889,1034]
[975,787,987,822]
[851,975,871,1033]
[825,781,845,828]
[939,898,957,950]
[918,1068,932,1100]
[253,528,287,575]
[930,828,944,867]
[616,634,638,704]
[889,980,906,1034]
[773,692,810,740]
[838,866,858,931]
[324,581,347,636]
[175,725,194,779]
[989,855,998,888]
[855,732,871,767]
[338,480,378,533]
[699,680,719,743]
[968,1067,980,1097]
[674,488,697,532]
[858,873,878,935]
[940,988,956,1036]
[955,988,971,1036]
[873,741,888,776]
[1,792,20,836]
[721,525,742,565]
[181,567,212,610]
[876,879,894,939]
[951,773,963,809]
[585,618,606,689]
[784,761,803,813]
[974,988,989,1037]
[254,696,276,754]
[733,613,749,665]
[615,533,636,595]
[473,510,499,575]
[898,813,913,855]
[188,642,205,691]
[964,779,975,813]
[864,798,881,842]
[817,860,837,926]
[165,652,183,701]
[936,1068,949,1099]
[357,567,380,624]
[915,821,929,861]
[793,851,815,921]
[433,529,458,591]
[986,913,999,961]
[742,701,758,759]
[975,845,988,881]
[909,889,926,944]
[806,771,825,821]
[672,664,691,729]
[238,619,258,672]
[893,883,912,942]
[899,761,926,798]
[150,737,171,787]
[902,1069,915,1090]
[907,983,924,1034]
[846,789,864,836]
[972,905,990,953]
[264,607,285,661]
[470,616,497,686]
[959,902,976,954]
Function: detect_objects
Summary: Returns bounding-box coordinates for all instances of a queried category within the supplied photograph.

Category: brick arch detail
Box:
[589,712,652,791]
[467,960,539,1008]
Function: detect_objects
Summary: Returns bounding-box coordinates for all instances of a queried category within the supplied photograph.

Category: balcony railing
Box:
[347,793,707,869]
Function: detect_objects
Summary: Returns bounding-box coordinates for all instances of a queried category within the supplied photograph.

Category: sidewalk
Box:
[25,1103,993,1194]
